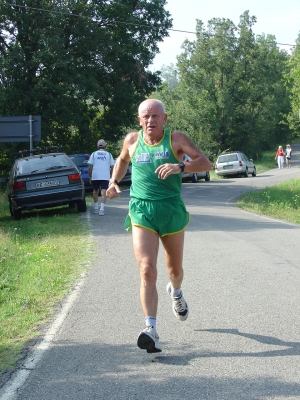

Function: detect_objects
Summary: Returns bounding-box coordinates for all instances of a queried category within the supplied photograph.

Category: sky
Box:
[149,0,300,71]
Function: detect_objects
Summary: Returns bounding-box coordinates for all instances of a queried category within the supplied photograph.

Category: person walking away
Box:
[106,99,211,353]
[88,139,114,215]
[275,146,285,169]
[285,144,292,168]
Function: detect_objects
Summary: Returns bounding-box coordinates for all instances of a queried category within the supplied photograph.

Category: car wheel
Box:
[76,199,87,212]
[9,200,22,220]
[191,173,198,183]
[243,168,249,177]
[9,200,13,217]
[205,172,210,181]
[252,167,256,177]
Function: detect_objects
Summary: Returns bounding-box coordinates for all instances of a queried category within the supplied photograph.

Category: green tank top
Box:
[130,129,182,200]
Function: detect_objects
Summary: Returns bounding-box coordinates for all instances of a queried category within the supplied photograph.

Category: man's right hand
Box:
[106,184,122,199]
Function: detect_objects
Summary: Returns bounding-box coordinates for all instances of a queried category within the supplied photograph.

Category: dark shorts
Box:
[125,197,190,237]
[92,180,109,191]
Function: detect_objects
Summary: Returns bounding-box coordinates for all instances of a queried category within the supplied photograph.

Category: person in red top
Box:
[275,146,285,169]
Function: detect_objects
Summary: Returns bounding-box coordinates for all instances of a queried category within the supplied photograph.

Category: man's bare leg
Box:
[161,230,189,321]
[132,226,159,317]
[133,226,162,352]
[161,230,184,289]
[99,189,107,215]
[92,188,99,213]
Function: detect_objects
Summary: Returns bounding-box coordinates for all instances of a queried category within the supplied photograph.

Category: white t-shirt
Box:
[286,148,292,158]
[88,150,114,180]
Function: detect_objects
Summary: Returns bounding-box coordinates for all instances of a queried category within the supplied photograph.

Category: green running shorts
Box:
[124,197,189,237]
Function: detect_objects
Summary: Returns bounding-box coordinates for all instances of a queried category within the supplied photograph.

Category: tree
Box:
[0,0,172,162]
[285,33,300,138]
[160,63,179,90]
[166,11,291,159]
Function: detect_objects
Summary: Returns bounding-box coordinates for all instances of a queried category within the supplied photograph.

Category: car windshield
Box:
[16,155,74,175]
[69,156,89,167]
[218,154,238,163]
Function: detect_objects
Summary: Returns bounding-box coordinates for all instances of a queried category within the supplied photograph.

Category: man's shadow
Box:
[196,328,300,357]
[153,328,300,365]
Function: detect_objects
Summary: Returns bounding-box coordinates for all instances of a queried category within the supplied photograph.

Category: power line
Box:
[2,1,297,47]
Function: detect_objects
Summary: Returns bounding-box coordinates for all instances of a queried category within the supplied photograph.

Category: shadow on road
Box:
[13,339,300,400]
[196,328,300,358]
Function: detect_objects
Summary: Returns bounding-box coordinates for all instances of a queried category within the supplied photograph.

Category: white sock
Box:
[93,202,98,209]
[145,316,156,329]
[170,285,182,298]
[100,203,105,211]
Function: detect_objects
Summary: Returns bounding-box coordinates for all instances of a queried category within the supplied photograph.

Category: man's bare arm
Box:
[155,131,212,180]
[88,165,93,179]
[107,132,138,199]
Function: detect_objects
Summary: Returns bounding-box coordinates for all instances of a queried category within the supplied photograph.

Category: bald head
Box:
[138,99,166,116]
[138,99,167,137]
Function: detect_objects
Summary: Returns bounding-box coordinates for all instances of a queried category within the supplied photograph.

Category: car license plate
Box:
[223,165,232,170]
[36,180,60,188]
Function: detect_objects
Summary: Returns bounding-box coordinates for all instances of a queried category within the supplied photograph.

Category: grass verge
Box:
[254,150,278,174]
[236,178,300,224]
[0,186,93,374]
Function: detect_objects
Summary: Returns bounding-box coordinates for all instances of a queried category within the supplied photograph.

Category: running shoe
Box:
[137,325,162,353]
[99,209,105,216]
[166,282,189,321]
[93,207,99,214]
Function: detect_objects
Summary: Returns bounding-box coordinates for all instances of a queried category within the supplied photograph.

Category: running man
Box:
[106,99,211,353]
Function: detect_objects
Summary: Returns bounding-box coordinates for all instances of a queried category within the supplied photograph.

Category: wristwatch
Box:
[109,179,119,186]
[178,162,185,172]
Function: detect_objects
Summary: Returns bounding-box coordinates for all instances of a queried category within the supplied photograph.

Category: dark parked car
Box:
[68,154,92,190]
[114,158,132,185]
[7,150,86,219]
[120,164,132,184]
[182,155,210,183]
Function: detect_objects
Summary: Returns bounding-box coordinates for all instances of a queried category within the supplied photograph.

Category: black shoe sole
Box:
[137,333,162,353]
[173,307,189,321]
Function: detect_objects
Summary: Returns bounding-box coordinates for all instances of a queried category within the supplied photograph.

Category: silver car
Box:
[215,151,256,177]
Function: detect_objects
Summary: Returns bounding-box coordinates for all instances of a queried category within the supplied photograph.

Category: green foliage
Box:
[0,0,172,170]
[159,63,179,90]
[285,33,300,138]
[154,11,292,160]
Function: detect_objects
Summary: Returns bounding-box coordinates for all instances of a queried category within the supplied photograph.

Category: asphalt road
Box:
[1,146,300,400]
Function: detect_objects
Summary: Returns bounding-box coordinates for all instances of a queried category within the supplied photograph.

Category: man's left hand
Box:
[155,163,181,180]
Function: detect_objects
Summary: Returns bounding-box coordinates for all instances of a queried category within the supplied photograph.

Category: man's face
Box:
[138,101,167,136]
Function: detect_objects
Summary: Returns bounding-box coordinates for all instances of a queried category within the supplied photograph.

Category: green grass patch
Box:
[236,178,300,224]
[254,150,278,174]
[0,187,93,374]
